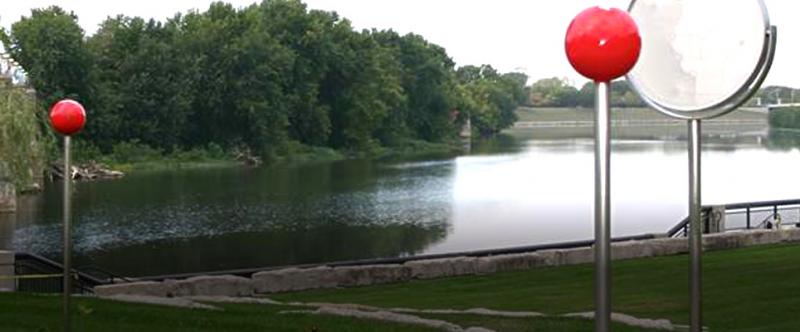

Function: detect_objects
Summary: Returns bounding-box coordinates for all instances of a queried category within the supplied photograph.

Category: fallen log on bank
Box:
[50,161,125,181]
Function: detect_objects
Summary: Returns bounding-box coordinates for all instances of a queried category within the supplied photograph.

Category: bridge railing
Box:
[668,198,800,238]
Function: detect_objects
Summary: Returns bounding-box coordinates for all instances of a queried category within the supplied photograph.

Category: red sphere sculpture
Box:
[50,99,86,136]
[565,7,641,82]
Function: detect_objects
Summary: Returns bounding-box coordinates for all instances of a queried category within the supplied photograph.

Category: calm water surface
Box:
[2,124,800,277]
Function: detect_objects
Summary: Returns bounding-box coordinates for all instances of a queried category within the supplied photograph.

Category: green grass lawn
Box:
[0,293,444,332]
[0,293,654,332]
[273,244,800,331]
[5,244,798,331]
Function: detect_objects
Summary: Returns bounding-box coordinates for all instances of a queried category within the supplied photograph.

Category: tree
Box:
[3,0,530,160]
[1,6,91,108]
[178,2,294,155]
[375,31,458,142]
[87,16,193,150]
[455,65,527,135]
[529,77,578,107]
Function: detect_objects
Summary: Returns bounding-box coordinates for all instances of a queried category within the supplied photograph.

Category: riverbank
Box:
[73,139,465,175]
[9,241,797,331]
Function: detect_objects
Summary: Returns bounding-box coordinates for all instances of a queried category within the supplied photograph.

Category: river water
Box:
[2,122,799,277]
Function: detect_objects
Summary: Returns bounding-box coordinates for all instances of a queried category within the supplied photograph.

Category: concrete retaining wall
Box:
[0,251,14,292]
[94,229,800,297]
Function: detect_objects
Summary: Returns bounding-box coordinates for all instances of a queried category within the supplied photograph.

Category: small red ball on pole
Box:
[565,7,641,82]
[50,99,86,136]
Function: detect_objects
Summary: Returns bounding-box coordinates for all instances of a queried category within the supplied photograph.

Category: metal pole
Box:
[746,207,751,229]
[63,136,72,332]
[773,205,778,223]
[688,119,702,332]
[594,81,611,332]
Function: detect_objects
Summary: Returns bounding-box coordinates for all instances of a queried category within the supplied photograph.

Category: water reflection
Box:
[767,128,800,151]
[3,122,800,277]
[8,160,454,276]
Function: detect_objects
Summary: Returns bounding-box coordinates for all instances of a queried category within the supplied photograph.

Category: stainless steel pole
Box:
[63,136,72,332]
[688,119,702,332]
[595,81,611,332]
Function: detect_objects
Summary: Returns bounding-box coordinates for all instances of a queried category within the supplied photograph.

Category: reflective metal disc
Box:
[627,0,773,119]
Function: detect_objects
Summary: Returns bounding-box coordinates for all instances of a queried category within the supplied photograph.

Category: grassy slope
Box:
[0,293,655,332]
[14,242,796,331]
[0,293,444,332]
[273,244,800,331]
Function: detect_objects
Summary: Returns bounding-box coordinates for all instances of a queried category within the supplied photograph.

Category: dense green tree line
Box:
[752,86,800,106]
[527,77,645,108]
[456,65,527,135]
[1,1,527,158]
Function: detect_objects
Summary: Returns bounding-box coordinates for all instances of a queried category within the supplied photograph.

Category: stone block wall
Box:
[94,229,800,298]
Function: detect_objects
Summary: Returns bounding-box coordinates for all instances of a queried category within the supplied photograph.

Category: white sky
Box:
[1,0,797,87]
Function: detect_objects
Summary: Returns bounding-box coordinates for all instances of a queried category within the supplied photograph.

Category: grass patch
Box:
[0,293,659,331]
[70,138,463,174]
[0,293,443,332]
[273,243,800,331]
[419,314,656,332]
[72,140,239,172]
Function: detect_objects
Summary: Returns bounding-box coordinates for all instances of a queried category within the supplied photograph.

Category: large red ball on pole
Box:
[565,7,641,82]
[50,99,86,136]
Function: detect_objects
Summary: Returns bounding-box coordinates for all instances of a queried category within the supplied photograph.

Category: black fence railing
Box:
[666,208,711,238]
[14,252,106,294]
[668,198,800,238]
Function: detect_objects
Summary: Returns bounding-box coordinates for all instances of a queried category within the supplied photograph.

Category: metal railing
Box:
[668,198,800,238]
[14,252,106,294]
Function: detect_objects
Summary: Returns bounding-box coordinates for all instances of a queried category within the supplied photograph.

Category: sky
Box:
[1,0,797,88]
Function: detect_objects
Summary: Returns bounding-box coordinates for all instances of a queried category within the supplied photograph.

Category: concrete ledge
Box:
[95,281,174,297]
[405,257,477,280]
[0,251,14,292]
[95,228,800,297]
[171,275,253,297]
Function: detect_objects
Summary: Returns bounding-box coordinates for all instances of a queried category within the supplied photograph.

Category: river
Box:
[2,121,799,277]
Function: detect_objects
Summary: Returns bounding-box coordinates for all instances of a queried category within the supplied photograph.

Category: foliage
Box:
[0,6,91,109]
[456,65,527,135]
[0,82,46,190]
[71,139,236,171]
[752,85,800,106]
[528,77,579,107]
[2,0,527,161]
[529,77,645,108]
[768,106,800,129]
